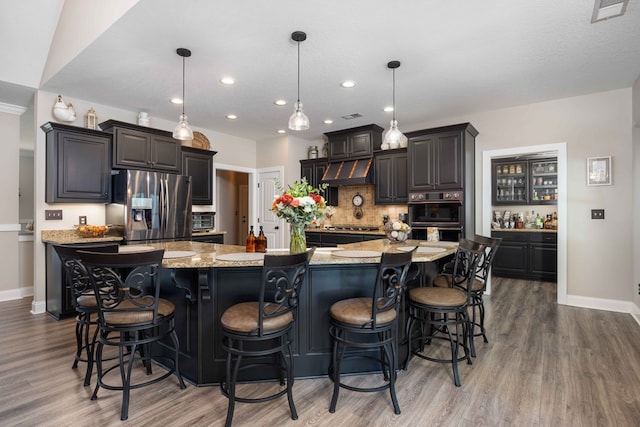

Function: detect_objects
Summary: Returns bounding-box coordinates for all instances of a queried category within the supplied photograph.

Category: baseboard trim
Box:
[31,299,46,315]
[0,287,34,302]
[566,294,633,314]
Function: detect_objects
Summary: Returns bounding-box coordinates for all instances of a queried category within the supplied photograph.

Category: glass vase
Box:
[289,223,307,254]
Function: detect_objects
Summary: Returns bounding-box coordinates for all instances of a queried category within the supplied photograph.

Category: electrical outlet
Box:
[45,209,63,220]
[591,209,605,220]
[79,216,87,225]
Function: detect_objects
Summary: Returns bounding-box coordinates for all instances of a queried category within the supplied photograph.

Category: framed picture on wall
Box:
[586,156,612,186]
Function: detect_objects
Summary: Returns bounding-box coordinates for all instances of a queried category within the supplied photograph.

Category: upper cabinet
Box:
[99,120,181,173]
[182,146,217,205]
[41,122,111,203]
[300,158,339,206]
[325,124,383,161]
[374,148,408,204]
[407,123,478,191]
[492,156,557,205]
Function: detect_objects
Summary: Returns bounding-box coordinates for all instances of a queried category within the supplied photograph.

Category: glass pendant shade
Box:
[288,101,310,131]
[383,60,406,149]
[383,119,408,149]
[173,113,194,141]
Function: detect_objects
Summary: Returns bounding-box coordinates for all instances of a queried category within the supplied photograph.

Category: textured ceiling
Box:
[3,0,640,141]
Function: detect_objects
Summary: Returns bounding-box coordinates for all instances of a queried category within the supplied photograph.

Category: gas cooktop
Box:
[325,225,380,231]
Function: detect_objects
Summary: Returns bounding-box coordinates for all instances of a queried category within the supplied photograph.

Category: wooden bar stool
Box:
[328,249,416,415]
[219,250,313,427]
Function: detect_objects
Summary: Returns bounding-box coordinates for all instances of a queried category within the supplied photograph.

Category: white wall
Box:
[632,76,640,312]
[406,88,634,302]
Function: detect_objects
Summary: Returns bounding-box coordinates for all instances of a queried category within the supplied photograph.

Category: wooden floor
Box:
[2,277,640,426]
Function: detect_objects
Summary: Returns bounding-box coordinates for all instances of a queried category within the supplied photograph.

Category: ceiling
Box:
[3,0,640,142]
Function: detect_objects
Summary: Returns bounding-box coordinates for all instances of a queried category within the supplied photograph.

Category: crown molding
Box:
[0,102,27,115]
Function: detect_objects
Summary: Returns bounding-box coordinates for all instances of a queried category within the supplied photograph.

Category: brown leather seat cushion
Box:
[103,298,175,325]
[221,302,293,333]
[408,287,467,308]
[330,297,396,327]
[432,275,484,292]
[76,294,98,308]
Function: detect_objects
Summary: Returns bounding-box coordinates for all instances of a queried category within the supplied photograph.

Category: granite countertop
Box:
[124,239,457,269]
[192,230,226,236]
[42,229,123,244]
[491,228,557,233]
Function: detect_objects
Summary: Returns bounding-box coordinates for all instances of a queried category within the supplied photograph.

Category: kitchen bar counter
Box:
[305,227,386,236]
[490,228,557,233]
[152,239,455,385]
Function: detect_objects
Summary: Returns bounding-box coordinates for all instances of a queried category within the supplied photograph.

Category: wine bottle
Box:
[256,226,267,253]
[246,225,256,252]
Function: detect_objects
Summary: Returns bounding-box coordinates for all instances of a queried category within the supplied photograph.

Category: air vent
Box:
[341,113,363,120]
[591,0,628,23]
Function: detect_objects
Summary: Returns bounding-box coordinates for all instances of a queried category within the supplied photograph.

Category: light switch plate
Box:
[591,209,605,219]
[45,210,63,220]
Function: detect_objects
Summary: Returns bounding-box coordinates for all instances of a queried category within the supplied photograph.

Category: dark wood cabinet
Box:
[182,146,217,205]
[304,231,383,247]
[492,156,557,205]
[407,124,476,191]
[491,231,557,281]
[41,122,111,203]
[325,124,383,160]
[300,158,338,206]
[99,120,181,173]
[374,148,408,204]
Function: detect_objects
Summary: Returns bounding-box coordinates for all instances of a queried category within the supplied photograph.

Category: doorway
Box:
[215,166,251,245]
[481,143,567,304]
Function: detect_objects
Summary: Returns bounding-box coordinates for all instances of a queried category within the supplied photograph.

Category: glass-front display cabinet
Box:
[492,156,557,205]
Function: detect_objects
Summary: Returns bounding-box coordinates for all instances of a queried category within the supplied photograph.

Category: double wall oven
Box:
[408,191,464,242]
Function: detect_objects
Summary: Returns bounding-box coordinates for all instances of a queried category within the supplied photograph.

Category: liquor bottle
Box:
[256,226,267,253]
[535,213,542,229]
[245,225,256,252]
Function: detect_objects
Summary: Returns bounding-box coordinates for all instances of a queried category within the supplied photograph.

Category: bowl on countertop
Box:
[75,224,109,238]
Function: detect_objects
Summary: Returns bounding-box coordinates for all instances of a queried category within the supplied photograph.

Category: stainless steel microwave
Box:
[192,212,215,231]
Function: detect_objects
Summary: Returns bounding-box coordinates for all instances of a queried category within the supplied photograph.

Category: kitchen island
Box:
[147,239,456,385]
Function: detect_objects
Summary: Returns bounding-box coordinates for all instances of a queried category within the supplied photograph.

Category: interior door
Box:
[258,169,284,248]
[238,184,248,245]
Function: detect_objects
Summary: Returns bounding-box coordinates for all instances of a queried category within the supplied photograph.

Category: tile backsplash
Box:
[322,185,407,227]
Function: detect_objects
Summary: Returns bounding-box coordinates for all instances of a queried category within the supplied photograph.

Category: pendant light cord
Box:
[297,41,301,103]
[182,55,186,115]
[392,67,396,122]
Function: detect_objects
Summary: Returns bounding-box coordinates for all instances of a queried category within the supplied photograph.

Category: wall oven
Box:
[408,191,464,242]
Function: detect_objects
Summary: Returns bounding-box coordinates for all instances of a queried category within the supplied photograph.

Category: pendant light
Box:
[288,31,310,131]
[173,48,194,142]
[382,60,407,149]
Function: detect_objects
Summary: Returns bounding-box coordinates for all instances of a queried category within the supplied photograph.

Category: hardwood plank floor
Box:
[2,277,640,426]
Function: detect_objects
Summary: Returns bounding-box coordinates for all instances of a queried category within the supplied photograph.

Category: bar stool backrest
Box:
[450,239,487,294]
[77,249,165,325]
[257,249,314,337]
[53,243,120,308]
[470,234,502,285]
[370,248,416,329]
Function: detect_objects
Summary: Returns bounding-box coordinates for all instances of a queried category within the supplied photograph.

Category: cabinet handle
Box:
[275,226,279,230]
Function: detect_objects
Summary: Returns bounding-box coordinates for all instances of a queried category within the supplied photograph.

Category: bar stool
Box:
[77,249,186,420]
[220,250,313,427]
[328,249,416,415]
[433,235,501,356]
[405,239,485,386]
[52,243,119,386]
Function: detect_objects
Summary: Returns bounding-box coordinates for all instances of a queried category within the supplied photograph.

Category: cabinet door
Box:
[530,158,557,205]
[112,128,150,169]
[349,132,372,158]
[529,243,557,280]
[433,131,463,189]
[314,162,339,206]
[328,135,349,160]
[151,135,181,172]
[408,135,436,190]
[46,130,111,203]
[493,159,528,205]
[392,152,408,202]
[182,149,213,205]
[375,154,394,203]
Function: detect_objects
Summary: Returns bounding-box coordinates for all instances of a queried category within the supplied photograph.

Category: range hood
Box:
[321,158,374,186]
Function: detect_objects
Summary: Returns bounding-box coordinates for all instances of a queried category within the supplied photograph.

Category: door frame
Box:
[481,142,567,305]
[257,166,286,248]
[213,162,256,238]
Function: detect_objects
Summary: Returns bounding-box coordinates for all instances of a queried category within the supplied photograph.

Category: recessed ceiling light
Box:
[323,119,334,124]
[384,106,394,112]
[220,77,236,85]
[274,99,287,106]
[340,80,356,88]
[171,98,183,105]
[277,129,286,134]
[226,114,237,120]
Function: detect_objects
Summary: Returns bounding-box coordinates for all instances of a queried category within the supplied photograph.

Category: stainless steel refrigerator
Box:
[106,170,192,243]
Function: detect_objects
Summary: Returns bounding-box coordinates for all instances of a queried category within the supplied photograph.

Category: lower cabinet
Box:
[191,234,224,244]
[305,232,383,248]
[491,231,557,281]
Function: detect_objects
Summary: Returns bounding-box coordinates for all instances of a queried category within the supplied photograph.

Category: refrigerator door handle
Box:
[159,177,166,235]
[163,176,170,236]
